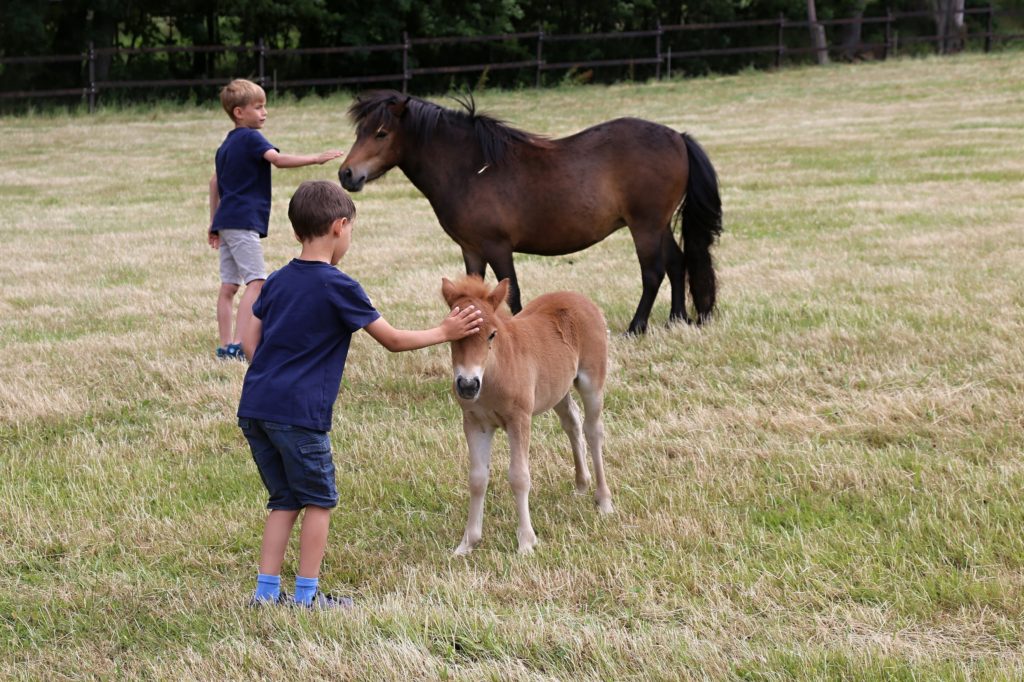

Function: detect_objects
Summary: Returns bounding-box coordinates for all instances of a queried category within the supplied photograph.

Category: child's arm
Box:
[364,305,482,353]
[241,315,262,362]
[207,173,220,249]
[263,149,344,169]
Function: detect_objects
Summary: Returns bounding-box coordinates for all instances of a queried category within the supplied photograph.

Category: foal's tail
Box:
[678,133,723,324]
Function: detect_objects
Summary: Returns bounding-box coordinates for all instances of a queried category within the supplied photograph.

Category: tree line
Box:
[2,0,1019,101]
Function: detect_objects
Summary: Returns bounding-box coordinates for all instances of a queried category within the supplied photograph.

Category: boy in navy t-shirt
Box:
[238,180,482,609]
[208,78,344,361]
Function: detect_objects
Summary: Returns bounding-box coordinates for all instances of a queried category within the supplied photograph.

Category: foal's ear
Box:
[441,277,459,307]
[387,95,409,119]
[489,278,510,310]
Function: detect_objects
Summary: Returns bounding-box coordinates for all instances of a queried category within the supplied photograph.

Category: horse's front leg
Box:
[462,249,486,279]
[454,414,495,556]
[482,243,522,314]
[506,415,537,554]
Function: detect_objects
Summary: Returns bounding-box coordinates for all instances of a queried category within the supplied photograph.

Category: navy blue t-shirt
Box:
[211,128,278,237]
[237,260,381,431]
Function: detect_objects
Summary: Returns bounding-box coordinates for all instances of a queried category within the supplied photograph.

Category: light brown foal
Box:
[441,275,613,555]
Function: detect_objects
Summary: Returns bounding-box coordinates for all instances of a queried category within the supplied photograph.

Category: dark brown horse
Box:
[339,91,723,334]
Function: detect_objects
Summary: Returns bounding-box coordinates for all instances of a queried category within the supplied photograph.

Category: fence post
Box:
[776,13,785,68]
[402,32,410,94]
[884,8,893,60]
[985,2,994,52]
[655,21,662,80]
[667,46,673,79]
[536,28,544,88]
[87,41,96,113]
[257,38,266,87]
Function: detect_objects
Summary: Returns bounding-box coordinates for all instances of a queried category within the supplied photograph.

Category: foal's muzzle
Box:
[339,167,366,192]
[455,376,481,401]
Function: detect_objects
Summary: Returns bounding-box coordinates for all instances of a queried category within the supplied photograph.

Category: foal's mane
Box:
[446,275,513,319]
[348,90,549,167]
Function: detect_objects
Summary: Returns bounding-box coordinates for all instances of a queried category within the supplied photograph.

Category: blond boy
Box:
[208,78,343,360]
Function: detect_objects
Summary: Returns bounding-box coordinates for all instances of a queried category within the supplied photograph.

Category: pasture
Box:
[2,51,1023,680]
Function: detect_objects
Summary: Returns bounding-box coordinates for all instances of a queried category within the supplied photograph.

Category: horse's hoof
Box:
[667,314,692,327]
[574,480,591,495]
[454,541,476,556]
[596,498,614,514]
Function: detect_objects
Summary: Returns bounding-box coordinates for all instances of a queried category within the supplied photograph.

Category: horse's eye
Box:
[375,130,388,139]
[487,330,497,342]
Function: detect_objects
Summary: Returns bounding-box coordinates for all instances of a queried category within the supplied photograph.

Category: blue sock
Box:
[254,573,281,602]
[294,575,319,605]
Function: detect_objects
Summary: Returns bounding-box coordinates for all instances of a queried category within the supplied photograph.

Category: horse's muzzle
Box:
[455,376,481,401]
[339,167,366,192]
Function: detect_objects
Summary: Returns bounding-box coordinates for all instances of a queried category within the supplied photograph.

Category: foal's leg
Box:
[626,225,667,335]
[664,231,691,325]
[553,393,590,493]
[506,415,538,553]
[455,415,495,556]
[576,378,613,514]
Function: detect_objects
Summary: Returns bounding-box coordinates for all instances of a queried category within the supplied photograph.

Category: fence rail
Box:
[2,5,1021,111]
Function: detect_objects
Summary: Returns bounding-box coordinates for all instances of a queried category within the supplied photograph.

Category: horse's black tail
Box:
[678,133,723,324]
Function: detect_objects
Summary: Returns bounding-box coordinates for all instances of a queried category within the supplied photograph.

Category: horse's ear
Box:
[387,95,409,119]
[489,278,510,310]
[441,277,459,307]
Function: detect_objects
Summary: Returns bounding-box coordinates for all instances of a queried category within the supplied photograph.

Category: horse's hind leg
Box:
[664,231,691,325]
[553,393,590,493]
[626,226,667,335]
[576,374,613,514]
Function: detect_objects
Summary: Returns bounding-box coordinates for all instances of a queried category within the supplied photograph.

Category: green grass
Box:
[2,51,1024,679]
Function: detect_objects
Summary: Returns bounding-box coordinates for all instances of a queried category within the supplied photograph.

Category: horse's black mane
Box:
[347,90,547,166]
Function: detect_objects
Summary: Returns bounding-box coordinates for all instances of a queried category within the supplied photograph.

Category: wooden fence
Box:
[2,6,1021,112]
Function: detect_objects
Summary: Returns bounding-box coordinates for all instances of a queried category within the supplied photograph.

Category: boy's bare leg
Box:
[297,505,331,579]
[259,509,300,575]
[217,283,240,347]
[234,279,265,346]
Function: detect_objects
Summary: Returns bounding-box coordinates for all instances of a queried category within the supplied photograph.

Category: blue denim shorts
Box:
[238,418,338,510]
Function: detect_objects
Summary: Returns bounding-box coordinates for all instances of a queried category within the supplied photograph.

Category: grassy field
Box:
[2,51,1023,680]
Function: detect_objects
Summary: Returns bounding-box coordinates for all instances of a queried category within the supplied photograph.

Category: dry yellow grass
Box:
[2,51,1023,679]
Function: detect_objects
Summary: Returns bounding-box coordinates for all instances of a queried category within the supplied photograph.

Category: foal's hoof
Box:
[453,544,473,556]
[517,542,537,555]
[574,479,592,495]
[516,533,538,555]
[596,498,614,514]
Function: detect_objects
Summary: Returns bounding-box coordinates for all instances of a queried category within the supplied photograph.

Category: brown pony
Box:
[340,91,723,334]
[441,275,612,555]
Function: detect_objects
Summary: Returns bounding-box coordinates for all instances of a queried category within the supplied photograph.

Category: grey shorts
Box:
[218,229,267,285]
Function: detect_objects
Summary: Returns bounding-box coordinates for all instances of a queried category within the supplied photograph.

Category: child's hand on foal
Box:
[442,305,483,340]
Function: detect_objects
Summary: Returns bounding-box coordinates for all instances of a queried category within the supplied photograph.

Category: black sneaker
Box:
[295,591,354,610]
[248,590,290,608]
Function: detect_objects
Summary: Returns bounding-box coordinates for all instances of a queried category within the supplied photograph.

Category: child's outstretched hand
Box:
[316,150,345,165]
[442,305,483,341]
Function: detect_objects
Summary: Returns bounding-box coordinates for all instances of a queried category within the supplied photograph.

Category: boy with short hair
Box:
[208,78,344,360]
[238,180,482,609]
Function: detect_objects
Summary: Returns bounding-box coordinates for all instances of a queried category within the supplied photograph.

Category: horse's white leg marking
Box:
[507,415,538,554]
[553,393,590,493]
[454,415,495,556]
[578,373,613,514]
